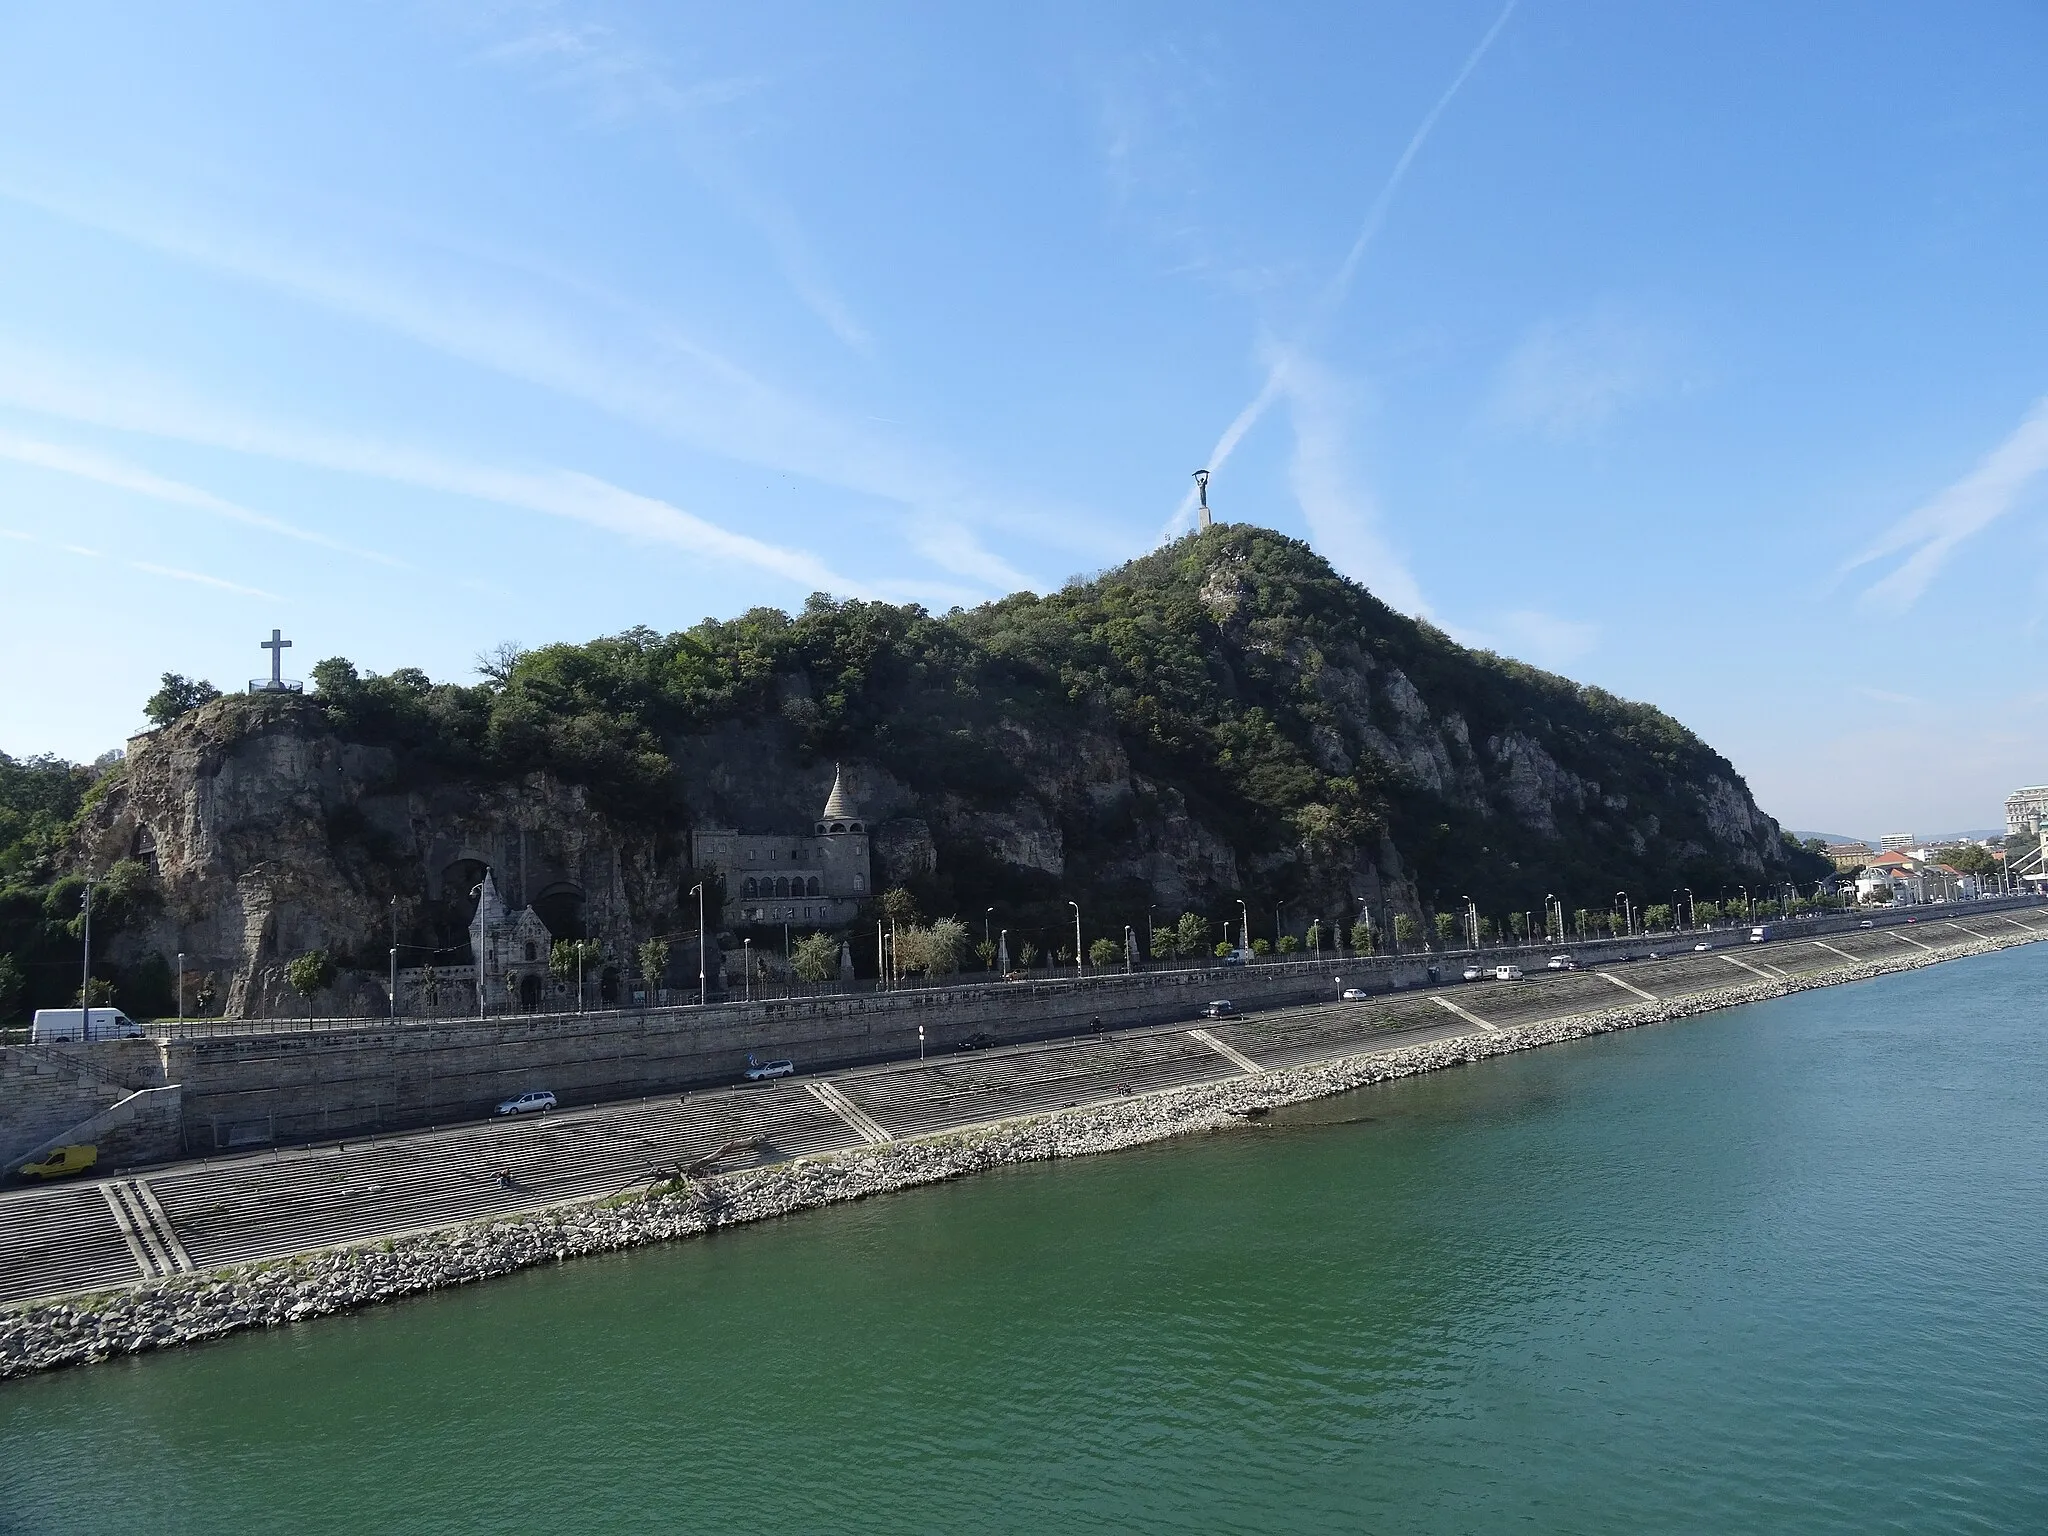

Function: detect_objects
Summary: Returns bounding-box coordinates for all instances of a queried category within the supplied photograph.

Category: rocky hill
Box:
[2,525,1825,1019]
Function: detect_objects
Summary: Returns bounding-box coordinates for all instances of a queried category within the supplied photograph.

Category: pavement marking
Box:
[1429,994,1499,1032]
[1812,940,1860,964]
[2001,915,2039,935]
[1594,971,1660,1003]
[1945,922,1995,943]
[1717,953,1782,982]
[130,1178,195,1273]
[1887,928,1939,953]
[1188,1028,1264,1074]
[804,1080,892,1145]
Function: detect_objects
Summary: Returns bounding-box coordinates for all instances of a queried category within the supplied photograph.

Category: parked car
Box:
[954,1032,995,1052]
[17,1143,96,1180]
[1493,964,1524,982]
[495,1090,557,1116]
[1201,1000,1240,1020]
[744,1059,796,1081]
[1858,920,1875,929]
[1221,950,1250,967]
[1461,966,1484,982]
[1340,988,1370,1001]
[1694,942,1712,952]
[1546,955,1576,971]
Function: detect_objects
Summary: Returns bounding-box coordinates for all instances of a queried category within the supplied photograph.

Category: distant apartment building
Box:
[1878,832,1915,852]
[1824,841,1873,872]
[2004,786,2048,837]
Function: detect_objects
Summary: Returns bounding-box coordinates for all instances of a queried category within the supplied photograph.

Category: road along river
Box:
[2,913,2045,1381]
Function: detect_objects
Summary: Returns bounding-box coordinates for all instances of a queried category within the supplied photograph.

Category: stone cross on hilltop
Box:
[250,628,301,694]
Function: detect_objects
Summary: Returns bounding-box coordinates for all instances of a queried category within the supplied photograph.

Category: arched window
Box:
[807,877,820,897]
[775,877,789,898]
[831,822,845,833]
[524,941,536,962]
[853,874,865,891]
[743,878,758,898]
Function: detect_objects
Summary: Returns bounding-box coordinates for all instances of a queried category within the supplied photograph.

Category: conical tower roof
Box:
[821,763,857,822]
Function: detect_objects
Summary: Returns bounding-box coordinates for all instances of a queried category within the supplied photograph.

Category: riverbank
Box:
[3,923,2039,1380]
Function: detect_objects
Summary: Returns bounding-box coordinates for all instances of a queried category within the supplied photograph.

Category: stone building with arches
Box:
[692,765,872,928]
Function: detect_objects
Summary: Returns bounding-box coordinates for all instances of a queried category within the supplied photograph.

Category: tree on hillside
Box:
[143,673,221,728]
[1173,912,1209,958]
[881,888,920,927]
[1393,914,1418,950]
[1350,921,1377,955]
[1088,937,1120,969]
[1433,912,1457,949]
[285,949,336,1024]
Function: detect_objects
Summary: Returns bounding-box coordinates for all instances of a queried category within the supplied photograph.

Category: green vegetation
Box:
[285,949,336,1024]
[790,931,839,983]
[143,673,221,727]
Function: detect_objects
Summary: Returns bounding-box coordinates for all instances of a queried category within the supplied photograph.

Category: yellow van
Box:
[18,1144,97,1180]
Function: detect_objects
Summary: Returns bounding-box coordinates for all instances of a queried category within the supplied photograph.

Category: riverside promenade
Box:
[4,907,2046,1376]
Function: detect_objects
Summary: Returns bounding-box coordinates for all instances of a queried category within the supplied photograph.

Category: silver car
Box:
[495,1090,557,1116]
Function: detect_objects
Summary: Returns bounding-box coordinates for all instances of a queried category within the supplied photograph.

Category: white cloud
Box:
[1845,396,2048,611]
[128,561,278,600]
[471,12,867,350]
[1172,0,1518,532]
[0,168,1102,585]
[1277,351,1429,616]
[1489,309,1676,440]
[0,428,403,567]
[0,346,878,598]
[1446,608,1600,669]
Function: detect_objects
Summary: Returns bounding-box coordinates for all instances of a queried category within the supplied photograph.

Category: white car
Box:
[1546,955,1575,971]
[1462,966,1484,982]
[495,1090,556,1116]
[1493,964,1524,982]
[1693,942,1712,952]
[744,1058,796,1081]
[1341,988,1369,1001]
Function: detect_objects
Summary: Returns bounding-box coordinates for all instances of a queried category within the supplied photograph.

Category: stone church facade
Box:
[692,765,872,928]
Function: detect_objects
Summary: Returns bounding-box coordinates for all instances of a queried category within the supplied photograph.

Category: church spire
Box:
[821,762,856,824]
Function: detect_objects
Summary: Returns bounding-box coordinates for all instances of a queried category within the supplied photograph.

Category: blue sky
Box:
[1,2,2044,838]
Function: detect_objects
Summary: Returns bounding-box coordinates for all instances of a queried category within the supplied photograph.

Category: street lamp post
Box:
[1275,901,1286,952]
[1068,900,1082,976]
[690,883,706,1007]
[1458,896,1475,951]
[1146,906,1157,965]
[1237,899,1251,958]
[985,908,995,963]
[1124,925,1134,973]
[78,876,95,1010]
[743,937,751,1002]
[177,949,185,1030]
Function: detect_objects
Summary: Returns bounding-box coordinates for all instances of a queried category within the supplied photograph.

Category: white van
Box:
[30,1007,145,1043]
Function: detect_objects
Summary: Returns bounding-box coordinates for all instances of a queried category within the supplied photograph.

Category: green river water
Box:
[4,945,2047,1533]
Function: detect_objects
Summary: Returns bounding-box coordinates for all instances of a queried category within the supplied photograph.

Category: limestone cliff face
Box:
[80,699,667,1017]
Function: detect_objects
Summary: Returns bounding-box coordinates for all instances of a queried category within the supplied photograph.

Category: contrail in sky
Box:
[1172,0,1519,529]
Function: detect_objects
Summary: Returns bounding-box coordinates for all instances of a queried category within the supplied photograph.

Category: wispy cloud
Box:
[129,561,279,600]
[473,13,867,350]
[0,428,404,567]
[1488,308,1678,440]
[1854,685,1923,706]
[1170,0,1519,535]
[0,166,1100,583]
[1274,350,1427,615]
[3,526,276,597]
[1448,608,1600,669]
[1846,397,2048,611]
[0,345,879,598]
